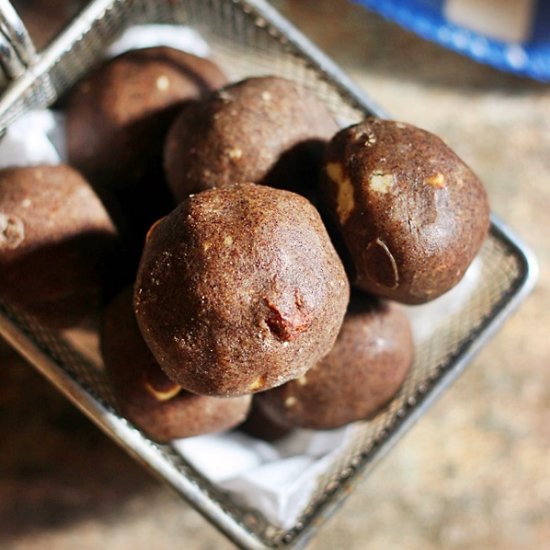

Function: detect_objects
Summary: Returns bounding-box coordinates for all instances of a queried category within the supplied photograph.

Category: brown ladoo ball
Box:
[0,165,118,328]
[164,75,339,201]
[320,118,490,304]
[134,183,350,397]
[256,294,414,430]
[101,288,251,442]
[66,47,227,188]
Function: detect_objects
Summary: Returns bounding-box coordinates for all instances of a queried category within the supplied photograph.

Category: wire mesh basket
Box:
[0,0,538,548]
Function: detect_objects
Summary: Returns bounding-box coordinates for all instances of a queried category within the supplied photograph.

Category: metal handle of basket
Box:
[0,0,36,84]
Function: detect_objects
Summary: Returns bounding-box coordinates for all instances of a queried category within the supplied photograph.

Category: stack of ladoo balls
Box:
[0,46,490,443]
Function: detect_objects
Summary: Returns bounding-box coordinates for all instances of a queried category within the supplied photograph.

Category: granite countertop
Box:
[1,1,549,548]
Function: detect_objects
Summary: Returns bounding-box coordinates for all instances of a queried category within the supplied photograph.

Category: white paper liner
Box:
[106,25,211,58]
[0,24,483,530]
[173,426,351,529]
[0,110,64,167]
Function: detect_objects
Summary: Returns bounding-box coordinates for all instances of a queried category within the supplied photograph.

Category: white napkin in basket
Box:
[174,427,351,528]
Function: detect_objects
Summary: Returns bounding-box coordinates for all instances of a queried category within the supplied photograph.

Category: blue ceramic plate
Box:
[354,0,550,81]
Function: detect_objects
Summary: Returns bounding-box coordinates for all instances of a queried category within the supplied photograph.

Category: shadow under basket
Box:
[0,0,538,548]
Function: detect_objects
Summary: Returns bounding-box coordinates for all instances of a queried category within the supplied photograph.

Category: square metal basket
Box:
[0,0,538,548]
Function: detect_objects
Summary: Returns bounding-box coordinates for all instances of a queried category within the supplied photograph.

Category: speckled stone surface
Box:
[2,1,550,549]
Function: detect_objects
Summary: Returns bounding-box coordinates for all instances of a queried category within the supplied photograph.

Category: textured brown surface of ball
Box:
[101,288,252,442]
[256,294,414,430]
[164,75,339,201]
[320,119,490,304]
[0,165,117,328]
[134,183,349,397]
[66,47,227,188]
[0,164,118,328]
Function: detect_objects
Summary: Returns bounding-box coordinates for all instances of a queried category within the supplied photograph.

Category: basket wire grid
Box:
[0,0,539,548]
